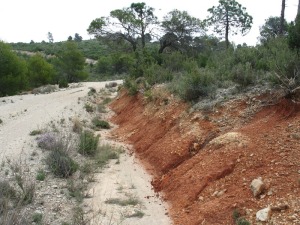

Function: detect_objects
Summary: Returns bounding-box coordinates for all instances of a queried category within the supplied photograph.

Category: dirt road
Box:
[0,82,170,225]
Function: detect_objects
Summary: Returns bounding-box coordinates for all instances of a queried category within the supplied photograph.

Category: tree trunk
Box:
[280,0,286,35]
[297,0,300,18]
[225,12,229,48]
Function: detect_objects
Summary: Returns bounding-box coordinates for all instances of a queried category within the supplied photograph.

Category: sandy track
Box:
[0,82,170,225]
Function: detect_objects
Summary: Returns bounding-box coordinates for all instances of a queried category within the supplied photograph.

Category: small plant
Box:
[36,132,62,150]
[14,174,35,205]
[88,87,97,96]
[0,119,3,124]
[126,210,144,218]
[0,180,16,213]
[29,129,43,136]
[105,82,118,88]
[72,206,85,225]
[67,179,85,203]
[104,196,139,206]
[95,144,121,167]
[32,212,43,224]
[97,103,107,113]
[46,149,78,178]
[92,117,110,130]
[72,117,83,133]
[78,131,99,156]
[233,209,251,225]
[102,97,112,105]
[36,169,46,181]
[84,104,94,113]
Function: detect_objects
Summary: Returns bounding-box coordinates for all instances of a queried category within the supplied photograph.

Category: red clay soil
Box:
[110,89,300,225]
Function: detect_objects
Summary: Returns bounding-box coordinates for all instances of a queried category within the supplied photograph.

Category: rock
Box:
[250,177,265,197]
[256,206,271,221]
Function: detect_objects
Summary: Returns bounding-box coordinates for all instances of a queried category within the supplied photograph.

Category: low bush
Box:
[170,68,217,102]
[46,149,78,178]
[0,180,16,214]
[92,118,110,129]
[84,104,94,113]
[36,132,63,150]
[78,131,99,156]
[36,169,46,181]
[95,144,121,167]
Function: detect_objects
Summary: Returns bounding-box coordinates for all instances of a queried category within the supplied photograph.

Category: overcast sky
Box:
[0,0,298,46]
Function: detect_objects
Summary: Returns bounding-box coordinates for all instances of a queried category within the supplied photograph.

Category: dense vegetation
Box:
[2,0,300,100]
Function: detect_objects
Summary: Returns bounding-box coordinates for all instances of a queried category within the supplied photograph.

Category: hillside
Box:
[109,86,300,225]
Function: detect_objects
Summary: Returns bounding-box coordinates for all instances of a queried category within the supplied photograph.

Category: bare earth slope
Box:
[110,88,300,225]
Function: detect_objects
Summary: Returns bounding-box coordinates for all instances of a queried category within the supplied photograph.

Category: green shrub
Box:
[84,104,94,112]
[124,78,138,96]
[95,144,121,167]
[46,149,78,178]
[32,212,43,224]
[143,63,173,85]
[92,118,110,129]
[36,169,46,181]
[170,68,217,101]
[0,180,16,213]
[78,131,99,156]
[29,129,43,136]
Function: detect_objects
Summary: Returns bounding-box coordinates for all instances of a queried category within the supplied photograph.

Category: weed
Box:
[88,87,97,96]
[105,196,139,206]
[233,209,250,225]
[36,169,46,181]
[102,97,112,105]
[92,117,110,130]
[72,117,83,133]
[95,144,121,167]
[46,149,78,178]
[36,132,63,150]
[72,206,85,225]
[96,103,107,113]
[0,180,17,213]
[84,104,94,113]
[67,179,85,203]
[29,129,43,136]
[14,174,35,205]
[78,131,99,156]
[32,212,43,224]
[125,210,144,218]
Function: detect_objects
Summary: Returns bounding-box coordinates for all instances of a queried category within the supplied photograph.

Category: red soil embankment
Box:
[110,89,300,225]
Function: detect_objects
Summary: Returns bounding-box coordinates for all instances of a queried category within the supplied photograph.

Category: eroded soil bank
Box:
[110,87,300,225]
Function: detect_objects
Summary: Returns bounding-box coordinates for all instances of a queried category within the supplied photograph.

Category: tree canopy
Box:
[87,2,158,52]
[206,0,253,48]
[159,10,204,53]
[259,16,288,44]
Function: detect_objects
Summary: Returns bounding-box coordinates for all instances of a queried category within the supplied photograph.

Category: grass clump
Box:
[78,131,99,156]
[233,209,251,225]
[29,129,43,136]
[46,149,78,178]
[105,196,139,206]
[96,103,107,113]
[0,180,17,213]
[67,179,85,203]
[0,119,3,124]
[126,210,145,218]
[36,169,46,181]
[92,117,110,130]
[95,144,121,167]
[72,117,83,133]
[32,212,43,224]
[84,104,94,113]
[36,132,63,150]
[88,87,96,96]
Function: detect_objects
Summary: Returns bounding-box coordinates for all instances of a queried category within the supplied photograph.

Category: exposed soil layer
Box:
[110,88,300,225]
